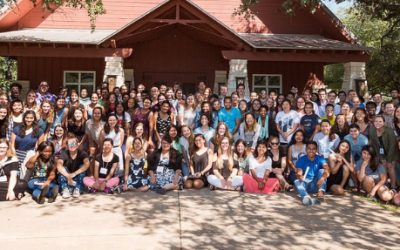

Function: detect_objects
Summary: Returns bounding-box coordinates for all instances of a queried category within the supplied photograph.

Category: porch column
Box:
[103,56,125,88]
[342,62,366,91]
[227,59,249,96]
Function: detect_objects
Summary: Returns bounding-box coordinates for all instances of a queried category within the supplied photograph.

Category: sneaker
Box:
[302,196,312,206]
[37,186,49,204]
[62,188,71,199]
[72,188,80,198]
[48,185,59,203]
[311,198,321,206]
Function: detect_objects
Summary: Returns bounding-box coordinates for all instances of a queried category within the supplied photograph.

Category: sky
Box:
[323,0,353,16]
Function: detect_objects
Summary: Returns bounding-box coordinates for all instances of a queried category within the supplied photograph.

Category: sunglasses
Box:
[270,142,279,146]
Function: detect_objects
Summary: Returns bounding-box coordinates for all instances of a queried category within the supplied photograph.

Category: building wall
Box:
[17,57,104,92]
[248,61,324,93]
[124,27,229,93]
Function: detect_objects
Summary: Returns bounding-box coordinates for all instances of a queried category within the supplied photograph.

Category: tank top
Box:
[191,150,209,173]
[129,155,146,179]
[106,129,121,147]
[156,113,172,137]
[290,144,306,165]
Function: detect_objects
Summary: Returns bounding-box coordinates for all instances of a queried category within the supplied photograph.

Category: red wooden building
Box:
[0,0,368,95]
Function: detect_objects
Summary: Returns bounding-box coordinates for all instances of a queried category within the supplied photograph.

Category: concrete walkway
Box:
[0,190,399,250]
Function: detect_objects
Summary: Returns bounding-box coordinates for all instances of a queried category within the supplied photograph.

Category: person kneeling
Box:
[294,141,330,206]
[57,133,90,199]
[83,138,120,193]
[147,135,182,195]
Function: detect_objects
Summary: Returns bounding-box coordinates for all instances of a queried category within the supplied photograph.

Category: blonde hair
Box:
[39,100,55,124]
[215,137,234,172]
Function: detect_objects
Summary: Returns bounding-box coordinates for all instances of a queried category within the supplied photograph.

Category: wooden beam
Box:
[0,46,133,58]
[221,50,369,63]
[150,19,204,24]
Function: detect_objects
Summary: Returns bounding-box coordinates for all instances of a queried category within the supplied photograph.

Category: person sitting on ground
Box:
[356,145,395,203]
[123,137,149,192]
[294,141,330,206]
[243,140,280,194]
[147,135,182,194]
[327,140,355,195]
[83,138,120,193]
[207,137,243,190]
[286,130,307,184]
[234,139,249,176]
[268,136,292,191]
[25,141,59,204]
[57,133,90,199]
[0,139,27,201]
[184,134,213,190]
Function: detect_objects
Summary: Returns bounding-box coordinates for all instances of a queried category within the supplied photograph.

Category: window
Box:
[64,71,96,94]
[252,74,282,94]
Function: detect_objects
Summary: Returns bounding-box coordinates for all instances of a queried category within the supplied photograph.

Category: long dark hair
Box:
[288,129,307,146]
[18,110,40,138]
[0,104,9,138]
[104,113,120,134]
[335,140,352,163]
[361,145,378,171]
[253,140,269,158]
[234,139,248,159]
[36,141,56,176]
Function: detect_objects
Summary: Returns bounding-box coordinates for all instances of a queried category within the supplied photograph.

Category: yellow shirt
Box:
[321,115,336,126]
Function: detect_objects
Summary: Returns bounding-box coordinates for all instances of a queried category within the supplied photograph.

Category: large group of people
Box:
[0,79,400,207]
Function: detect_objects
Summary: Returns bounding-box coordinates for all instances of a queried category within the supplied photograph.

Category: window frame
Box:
[252,74,282,94]
[63,71,96,93]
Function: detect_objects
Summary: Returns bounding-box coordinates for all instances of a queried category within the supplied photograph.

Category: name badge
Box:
[379,148,385,155]
[0,175,7,182]
[156,166,164,174]
[100,167,108,175]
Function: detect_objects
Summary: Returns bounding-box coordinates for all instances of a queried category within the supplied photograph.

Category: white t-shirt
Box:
[248,155,272,178]
[313,132,340,159]
[275,110,300,144]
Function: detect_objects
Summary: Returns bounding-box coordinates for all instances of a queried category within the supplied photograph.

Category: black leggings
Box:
[0,179,28,201]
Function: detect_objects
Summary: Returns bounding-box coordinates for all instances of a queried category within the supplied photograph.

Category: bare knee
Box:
[193,179,204,189]
[393,193,400,206]
[378,190,393,202]
[361,176,374,192]
[184,180,193,189]
[330,184,345,195]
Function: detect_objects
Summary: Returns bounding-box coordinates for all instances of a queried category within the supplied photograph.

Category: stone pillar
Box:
[342,62,366,92]
[227,59,249,96]
[103,57,125,88]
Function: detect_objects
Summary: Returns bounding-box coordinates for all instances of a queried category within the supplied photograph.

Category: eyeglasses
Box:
[270,142,279,146]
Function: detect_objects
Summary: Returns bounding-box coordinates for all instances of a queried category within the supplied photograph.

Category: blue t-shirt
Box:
[300,114,320,139]
[13,126,44,151]
[218,107,241,134]
[295,154,326,179]
[344,134,369,162]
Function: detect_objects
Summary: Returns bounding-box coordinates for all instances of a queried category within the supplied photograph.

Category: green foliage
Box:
[0,57,17,91]
[1,0,105,29]
[324,64,344,91]
[342,9,400,92]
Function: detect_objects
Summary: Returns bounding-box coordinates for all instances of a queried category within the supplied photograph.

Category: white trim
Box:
[63,71,96,92]
[252,74,282,93]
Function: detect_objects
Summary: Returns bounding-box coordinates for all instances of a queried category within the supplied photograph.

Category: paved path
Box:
[0,190,399,250]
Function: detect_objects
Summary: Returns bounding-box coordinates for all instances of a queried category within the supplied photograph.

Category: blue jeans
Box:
[294,169,327,199]
[181,161,190,177]
[28,177,58,200]
[57,168,86,192]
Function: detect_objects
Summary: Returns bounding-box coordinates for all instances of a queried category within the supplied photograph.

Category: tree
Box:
[0,0,105,29]
[0,57,17,91]
[341,9,400,91]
